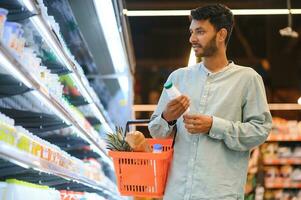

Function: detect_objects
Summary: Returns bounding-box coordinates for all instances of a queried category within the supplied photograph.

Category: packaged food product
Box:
[0,8,8,39]
[0,182,7,198]
[41,140,52,162]
[164,81,190,113]
[31,136,42,157]
[15,126,32,153]
[125,131,151,152]
[0,120,16,146]
[3,22,21,51]
[53,146,62,166]
[16,29,25,54]
[4,179,60,200]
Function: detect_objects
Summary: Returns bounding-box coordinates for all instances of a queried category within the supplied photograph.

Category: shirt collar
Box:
[200,60,234,76]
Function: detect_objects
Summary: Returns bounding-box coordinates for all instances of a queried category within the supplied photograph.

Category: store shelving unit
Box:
[0,41,109,162]
[23,0,113,131]
[0,141,117,195]
[258,104,301,199]
[0,0,125,199]
[264,158,301,165]
[265,181,301,189]
[267,133,301,142]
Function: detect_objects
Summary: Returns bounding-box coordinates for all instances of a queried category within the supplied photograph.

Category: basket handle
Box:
[125,119,177,148]
[125,119,151,134]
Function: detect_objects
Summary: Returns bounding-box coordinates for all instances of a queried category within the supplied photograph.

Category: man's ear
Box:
[217,28,228,43]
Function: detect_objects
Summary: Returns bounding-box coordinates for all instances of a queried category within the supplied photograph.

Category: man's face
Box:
[189,19,218,57]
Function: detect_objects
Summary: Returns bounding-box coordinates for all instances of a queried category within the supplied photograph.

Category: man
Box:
[148,4,272,200]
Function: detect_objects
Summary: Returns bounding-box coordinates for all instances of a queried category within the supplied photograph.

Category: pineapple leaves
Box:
[105,126,132,152]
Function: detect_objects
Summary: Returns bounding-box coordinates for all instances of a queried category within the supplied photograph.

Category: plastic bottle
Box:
[153,144,163,153]
[153,143,163,193]
[164,81,190,113]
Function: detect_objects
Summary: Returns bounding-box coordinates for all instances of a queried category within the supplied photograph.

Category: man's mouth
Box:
[192,45,202,50]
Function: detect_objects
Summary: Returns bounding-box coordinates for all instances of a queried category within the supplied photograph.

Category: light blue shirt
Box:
[148,62,272,200]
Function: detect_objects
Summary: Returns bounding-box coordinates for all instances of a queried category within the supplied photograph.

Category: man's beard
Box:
[196,35,218,57]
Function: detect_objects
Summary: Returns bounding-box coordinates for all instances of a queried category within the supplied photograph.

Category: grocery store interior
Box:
[0,0,301,200]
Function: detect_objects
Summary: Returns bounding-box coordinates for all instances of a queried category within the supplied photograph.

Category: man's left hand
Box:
[183,114,213,134]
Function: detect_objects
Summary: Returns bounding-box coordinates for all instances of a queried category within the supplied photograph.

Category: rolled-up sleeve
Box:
[209,74,272,151]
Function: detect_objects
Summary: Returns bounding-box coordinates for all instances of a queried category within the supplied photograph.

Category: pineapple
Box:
[106,127,132,151]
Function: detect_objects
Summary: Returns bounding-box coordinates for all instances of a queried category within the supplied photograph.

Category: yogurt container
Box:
[3,22,21,51]
[0,8,8,40]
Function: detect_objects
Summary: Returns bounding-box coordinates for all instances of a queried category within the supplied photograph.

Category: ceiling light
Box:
[279,0,299,38]
[279,27,299,38]
[124,9,301,17]
[93,0,128,74]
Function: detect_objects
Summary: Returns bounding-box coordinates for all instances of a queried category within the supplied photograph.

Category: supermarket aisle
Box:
[0,0,131,199]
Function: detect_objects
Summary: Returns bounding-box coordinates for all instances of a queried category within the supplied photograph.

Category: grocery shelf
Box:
[1,0,34,21]
[23,0,113,133]
[267,133,301,142]
[0,42,111,165]
[41,134,89,151]
[263,158,301,165]
[0,162,119,200]
[269,103,301,111]
[0,141,119,198]
[0,108,70,134]
[86,117,102,126]
[64,95,89,107]
[0,73,32,98]
[67,148,101,160]
[265,180,301,189]
[42,61,71,76]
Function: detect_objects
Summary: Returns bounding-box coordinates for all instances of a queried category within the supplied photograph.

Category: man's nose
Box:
[189,33,197,44]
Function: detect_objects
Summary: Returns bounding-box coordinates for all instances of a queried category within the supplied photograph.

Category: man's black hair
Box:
[190,4,234,45]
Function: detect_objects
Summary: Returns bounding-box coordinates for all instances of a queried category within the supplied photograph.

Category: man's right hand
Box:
[162,95,190,122]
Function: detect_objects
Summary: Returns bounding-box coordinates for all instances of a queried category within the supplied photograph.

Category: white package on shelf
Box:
[4,182,60,200]
[0,182,7,199]
[84,192,106,200]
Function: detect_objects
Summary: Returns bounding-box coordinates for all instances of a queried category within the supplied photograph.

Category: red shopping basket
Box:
[108,120,176,197]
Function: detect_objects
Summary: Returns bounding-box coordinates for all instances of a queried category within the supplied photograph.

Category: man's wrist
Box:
[161,113,177,126]
[207,115,213,134]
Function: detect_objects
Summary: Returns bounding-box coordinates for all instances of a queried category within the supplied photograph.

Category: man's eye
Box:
[197,30,205,34]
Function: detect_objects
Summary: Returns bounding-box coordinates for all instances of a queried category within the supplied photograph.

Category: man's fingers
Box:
[185,123,201,129]
[183,114,199,120]
[168,95,190,106]
[185,124,203,134]
[184,118,202,125]
[168,97,190,111]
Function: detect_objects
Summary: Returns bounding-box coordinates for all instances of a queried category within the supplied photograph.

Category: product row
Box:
[0,179,107,200]
[265,165,301,184]
[272,117,301,136]
[0,111,104,182]
[262,143,301,160]
[265,189,301,200]
[0,6,103,141]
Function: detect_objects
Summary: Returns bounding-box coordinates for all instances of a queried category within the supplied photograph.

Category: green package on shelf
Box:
[16,134,31,153]
[0,121,16,145]
[6,179,49,190]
